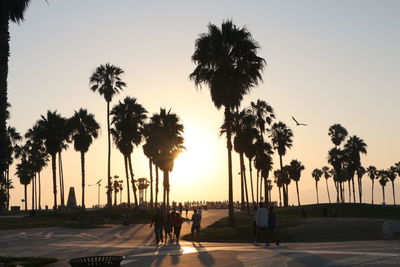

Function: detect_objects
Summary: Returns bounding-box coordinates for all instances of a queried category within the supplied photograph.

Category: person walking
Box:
[267,205,279,246]
[170,208,183,244]
[255,202,268,246]
[185,204,189,217]
[191,208,202,243]
[163,213,173,244]
[150,208,164,245]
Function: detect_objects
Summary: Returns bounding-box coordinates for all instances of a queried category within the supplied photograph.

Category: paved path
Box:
[0,210,399,266]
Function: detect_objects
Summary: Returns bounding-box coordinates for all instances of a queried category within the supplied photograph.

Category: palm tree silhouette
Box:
[69,108,100,210]
[36,110,67,211]
[90,63,126,207]
[273,170,283,207]
[190,20,265,223]
[24,125,48,210]
[110,97,147,207]
[344,135,367,203]
[328,147,344,203]
[250,100,275,137]
[15,156,33,211]
[321,166,331,203]
[378,170,389,205]
[328,124,348,147]
[0,1,31,184]
[270,122,293,207]
[149,108,184,212]
[253,137,273,205]
[356,166,366,203]
[366,166,377,204]
[289,159,305,206]
[4,126,22,210]
[387,166,397,206]
[312,168,323,204]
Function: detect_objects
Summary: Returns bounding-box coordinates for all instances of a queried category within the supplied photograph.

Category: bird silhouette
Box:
[292,116,307,126]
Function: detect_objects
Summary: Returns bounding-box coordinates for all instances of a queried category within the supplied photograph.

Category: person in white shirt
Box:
[255,202,269,246]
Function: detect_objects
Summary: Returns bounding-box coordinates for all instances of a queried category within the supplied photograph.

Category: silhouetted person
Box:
[255,202,268,246]
[267,206,279,246]
[150,208,164,245]
[191,208,201,242]
[185,204,189,217]
[170,208,183,244]
[164,213,173,243]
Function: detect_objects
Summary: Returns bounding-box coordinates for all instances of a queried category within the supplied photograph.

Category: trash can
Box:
[68,256,125,267]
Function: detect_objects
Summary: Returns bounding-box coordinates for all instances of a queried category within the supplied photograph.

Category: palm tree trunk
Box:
[0,17,9,189]
[24,184,27,211]
[325,178,331,203]
[80,152,86,210]
[38,172,41,210]
[371,179,374,204]
[6,168,9,210]
[382,185,385,204]
[155,166,159,207]
[315,180,319,204]
[279,154,287,207]
[256,171,259,204]
[224,107,234,225]
[239,154,244,211]
[248,157,255,204]
[351,176,356,203]
[58,152,65,208]
[264,177,269,206]
[392,181,396,206]
[240,153,249,213]
[335,181,339,203]
[114,186,117,206]
[127,154,138,206]
[348,180,351,203]
[278,186,282,207]
[149,159,153,208]
[106,101,112,207]
[164,170,170,214]
[51,154,58,211]
[34,174,37,210]
[260,177,263,203]
[296,181,301,206]
[124,156,130,206]
[31,177,35,211]
[358,177,362,203]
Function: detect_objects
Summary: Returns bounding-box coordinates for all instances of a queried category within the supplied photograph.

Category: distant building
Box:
[67,187,78,209]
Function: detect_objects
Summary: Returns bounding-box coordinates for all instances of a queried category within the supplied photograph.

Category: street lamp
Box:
[89,179,102,208]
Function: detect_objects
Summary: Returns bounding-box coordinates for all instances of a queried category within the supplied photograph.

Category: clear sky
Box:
[7,0,400,208]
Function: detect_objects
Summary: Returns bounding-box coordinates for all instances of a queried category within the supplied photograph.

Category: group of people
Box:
[150,207,203,245]
[253,202,279,246]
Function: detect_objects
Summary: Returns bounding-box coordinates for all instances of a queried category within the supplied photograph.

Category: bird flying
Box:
[292,116,307,126]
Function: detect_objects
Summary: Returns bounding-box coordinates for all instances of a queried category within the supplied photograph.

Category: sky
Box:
[7,0,400,208]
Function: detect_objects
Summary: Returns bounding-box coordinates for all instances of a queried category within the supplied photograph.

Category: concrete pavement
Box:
[0,209,399,266]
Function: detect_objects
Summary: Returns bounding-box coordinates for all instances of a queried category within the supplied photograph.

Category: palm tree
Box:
[24,125,48,210]
[344,135,367,203]
[273,170,283,207]
[253,137,273,204]
[149,108,184,213]
[312,168,323,204]
[89,63,126,207]
[69,109,100,210]
[356,166,365,203]
[143,122,160,208]
[387,166,397,206]
[36,110,67,211]
[366,166,377,204]
[0,1,31,186]
[321,166,331,203]
[110,97,147,207]
[288,160,305,206]
[250,100,275,138]
[270,122,293,207]
[190,20,265,223]
[378,170,389,205]
[328,124,348,147]
[15,156,33,211]
[328,147,344,203]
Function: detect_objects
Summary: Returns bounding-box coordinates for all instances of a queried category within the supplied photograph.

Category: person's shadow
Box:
[193,242,215,266]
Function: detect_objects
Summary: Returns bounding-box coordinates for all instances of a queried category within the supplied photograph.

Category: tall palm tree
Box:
[321,166,331,203]
[190,20,265,223]
[4,126,21,210]
[328,147,344,203]
[356,166,365,203]
[273,170,283,207]
[270,122,293,207]
[69,108,100,210]
[387,166,397,206]
[149,108,184,213]
[253,137,273,204]
[111,97,147,207]
[312,168,323,204]
[15,156,33,211]
[57,119,71,208]
[288,160,305,206]
[143,122,160,208]
[89,63,126,207]
[344,135,367,203]
[366,166,377,204]
[0,1,31,186]
[36,110,67,211]
[24,125,48,210]
[378,170,388,205]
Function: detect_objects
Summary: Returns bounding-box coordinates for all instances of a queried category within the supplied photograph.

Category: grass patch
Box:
[182,203,400,243]
[0,208,155,230]
[0,256,57,266]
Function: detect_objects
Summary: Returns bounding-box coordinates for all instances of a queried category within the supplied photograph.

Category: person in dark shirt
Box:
[191,208,201,242]
[163,213,173,244]
[170,208,183,244]
[267,205,279,246]
[150,208,164,245]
